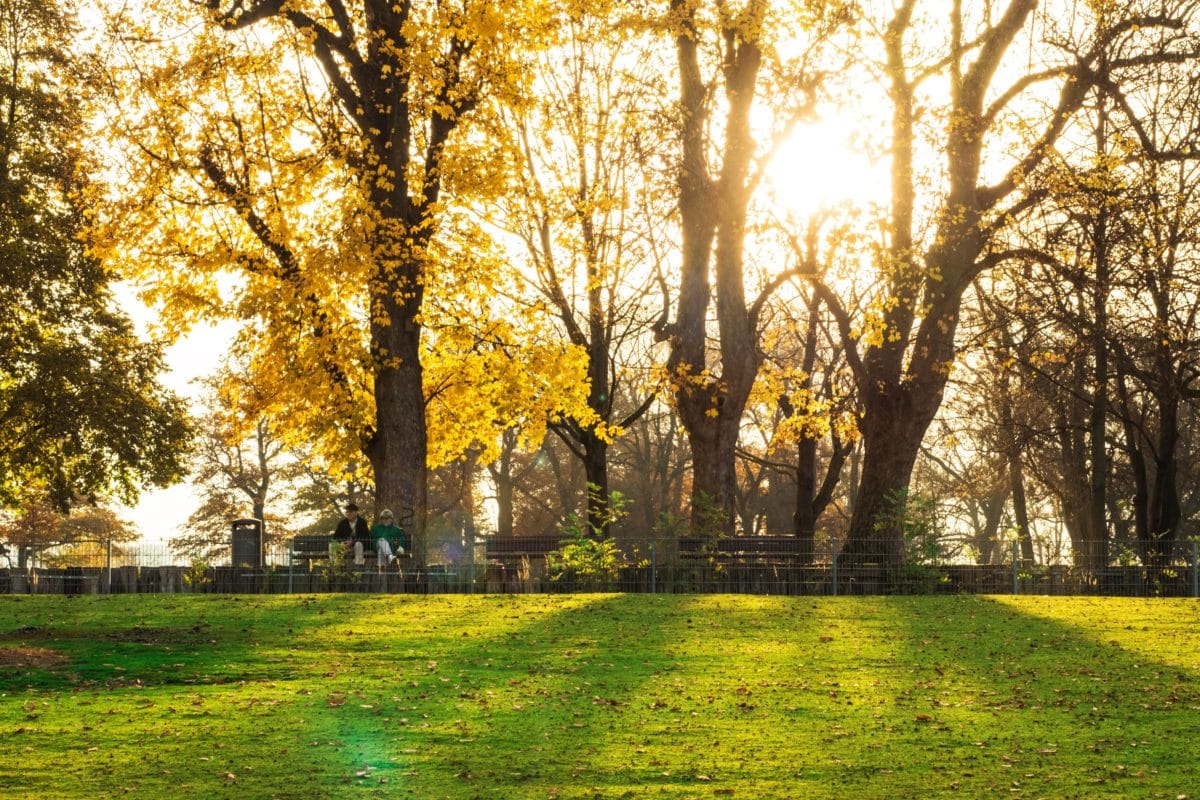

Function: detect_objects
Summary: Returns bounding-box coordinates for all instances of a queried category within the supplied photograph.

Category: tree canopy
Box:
[0,0,189,512]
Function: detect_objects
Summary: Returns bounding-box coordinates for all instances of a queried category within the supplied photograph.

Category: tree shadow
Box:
[0,593,627,798]
[405,593,839,798]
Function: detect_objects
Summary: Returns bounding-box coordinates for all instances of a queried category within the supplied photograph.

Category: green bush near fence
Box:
[2,594,1199,799]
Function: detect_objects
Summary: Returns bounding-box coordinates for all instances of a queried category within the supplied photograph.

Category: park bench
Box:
[290,535,336,565]
[289,535,411,570]
[290,508,415,570]
[678,535,808,564]
[484,535,562,565]
[482,535,562,589]
[483,535,811,565]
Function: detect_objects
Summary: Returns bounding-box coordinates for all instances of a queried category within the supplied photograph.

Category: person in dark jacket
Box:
[334,503,371,546]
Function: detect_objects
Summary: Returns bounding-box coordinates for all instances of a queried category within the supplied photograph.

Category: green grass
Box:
[1,594,1198,799]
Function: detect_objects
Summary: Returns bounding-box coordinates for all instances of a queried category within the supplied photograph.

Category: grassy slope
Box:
[0,594,1198,799]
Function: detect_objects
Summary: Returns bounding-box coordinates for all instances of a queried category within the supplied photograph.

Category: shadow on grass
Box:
[403,593,838,799]
[0,594,353,691]
[419,595,1200,800]
[0,594,611,799]
[403,593,697,795]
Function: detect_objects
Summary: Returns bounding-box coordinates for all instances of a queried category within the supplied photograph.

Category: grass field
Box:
[1,594,1198,799]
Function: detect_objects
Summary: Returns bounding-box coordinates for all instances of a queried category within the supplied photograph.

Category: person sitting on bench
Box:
[370,508,408,565]
[335,503,372,561]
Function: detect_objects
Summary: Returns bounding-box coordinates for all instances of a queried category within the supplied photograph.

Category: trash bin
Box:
[231,519,263,569]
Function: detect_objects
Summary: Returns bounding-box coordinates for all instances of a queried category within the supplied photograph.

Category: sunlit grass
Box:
[1,594,1198,799]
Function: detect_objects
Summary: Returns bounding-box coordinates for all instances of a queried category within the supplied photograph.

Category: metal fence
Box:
[2,535,1199,597]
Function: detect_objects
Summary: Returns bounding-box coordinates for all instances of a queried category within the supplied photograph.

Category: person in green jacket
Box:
[371,509,409,564]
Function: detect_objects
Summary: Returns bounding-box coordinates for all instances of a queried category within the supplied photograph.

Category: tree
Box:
[0,0,189,512]
[92,0,553,564]
[611,398,691,539]
[169,373,299,560]
[659,0,846,533]
[821,1,1199,565]
[497,2,664,538]
[1106,107,1200,571]
[996,69,1200,573]
[0,501,138,569]
[757,299,856,556]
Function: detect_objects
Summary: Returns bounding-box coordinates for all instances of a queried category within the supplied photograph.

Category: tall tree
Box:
[1106,94,1200,571]
[660,0,844,533]
[92,0,562,564]
[499,2,664,538]
[0,0,188,512]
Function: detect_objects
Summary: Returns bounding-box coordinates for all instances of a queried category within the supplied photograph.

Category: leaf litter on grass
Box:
[1,595,1200,798]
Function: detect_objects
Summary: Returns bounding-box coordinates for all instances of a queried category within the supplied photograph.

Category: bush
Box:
[546,485,628,589]
[875,489,949,593]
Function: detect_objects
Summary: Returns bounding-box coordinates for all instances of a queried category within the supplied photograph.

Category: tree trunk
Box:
[977,486,1006,566]
[794,434,818,563]
[1082,93,1112,576]
[1084,278,1109,573]
[840,313,972,568]
[456,457,479,565]
[847,443,860,520]
[581,434,610,539]
[839,387,931,565]
[685,417,741,535]
[1145,352,1182,570]
[790,292,823,562]
[1147,455,1181,569]
[1124,399,1183,571]
[994,336,1032,565]
[840,439,915,565]
[366,254,428,564]
[1118,395,1151,566]
[1010,452,1034,565]
[495,474,515,539]
[664,2,764,537]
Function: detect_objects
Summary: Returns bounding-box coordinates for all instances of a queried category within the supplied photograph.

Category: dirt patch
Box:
[0,626,50,641]
[105,625,208,645]
[0,624,210,646]
[0,646,69,669]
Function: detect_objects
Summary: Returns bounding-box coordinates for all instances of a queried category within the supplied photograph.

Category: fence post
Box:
[470,537,476,595]
[288,545,294,595]
[105,539,112,595]
[650,543,656,595]
[1012,539,1020,595]
[831,551,838,597]
[1191,540,1198,599]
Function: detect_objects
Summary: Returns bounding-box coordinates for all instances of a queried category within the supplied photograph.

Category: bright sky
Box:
[767,117,888,219]
[113,283,234,547]
[129,331,230,547]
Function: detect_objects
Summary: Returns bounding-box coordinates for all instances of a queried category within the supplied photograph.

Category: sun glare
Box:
[764,117,886,220]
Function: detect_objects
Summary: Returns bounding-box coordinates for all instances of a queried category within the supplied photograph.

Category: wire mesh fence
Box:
[2,534,1198,597]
